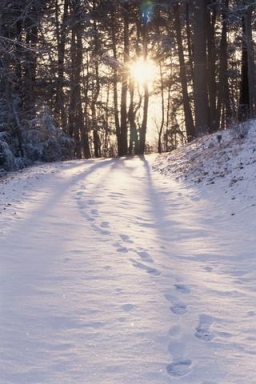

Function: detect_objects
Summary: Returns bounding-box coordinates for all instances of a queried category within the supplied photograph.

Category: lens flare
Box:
[140,0,154,24]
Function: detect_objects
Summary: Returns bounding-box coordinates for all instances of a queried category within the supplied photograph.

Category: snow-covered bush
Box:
[232,121,251,139]
[23,106,75,163]
[0,137,16,171]
[0,130,27,174]
[0,106,75,175]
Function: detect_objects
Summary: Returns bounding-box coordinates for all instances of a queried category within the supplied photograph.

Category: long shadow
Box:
[1,158,121,240]
[138,154,175,241]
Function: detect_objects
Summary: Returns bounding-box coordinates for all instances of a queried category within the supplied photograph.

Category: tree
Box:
[173,2,195,141]
[238,1,256,121]
[192,0,209,136]
[55,0,69,131]
[119,2,129,156]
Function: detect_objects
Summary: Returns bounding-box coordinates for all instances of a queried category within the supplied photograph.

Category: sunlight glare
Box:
[129,58,157,86]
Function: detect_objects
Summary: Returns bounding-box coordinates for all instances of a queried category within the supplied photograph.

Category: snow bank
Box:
[153,120,256,203]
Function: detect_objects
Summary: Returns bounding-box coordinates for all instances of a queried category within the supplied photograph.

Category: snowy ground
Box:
[1,122,256,383]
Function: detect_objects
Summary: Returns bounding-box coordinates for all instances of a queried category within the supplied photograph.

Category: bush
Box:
[0,138,16,170]
[22,106,75,163]
[0,106,75,173]
[232,121,251,139]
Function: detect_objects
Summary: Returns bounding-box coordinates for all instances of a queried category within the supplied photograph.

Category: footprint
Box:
[116,246,129,253]
[100,221,109,228]
[122,303,134,312]
[136,249,153,263]
[91,208,98,216]
[88,199,97,205]
[170,303,187,315]
[166,359,192,377]
[174,284,190,294]
[120,234,133,243]
[195,314,214,342]
[77,200,87,209]
[92,223,110,235]
[76,191,85,196]
[130,259,161,277]
[165,292,187,315]
[115,288,123,295]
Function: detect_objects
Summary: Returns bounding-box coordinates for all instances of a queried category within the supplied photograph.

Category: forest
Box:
[0,0,255,172]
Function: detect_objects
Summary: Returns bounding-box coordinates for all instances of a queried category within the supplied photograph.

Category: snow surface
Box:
[1,123,256,383]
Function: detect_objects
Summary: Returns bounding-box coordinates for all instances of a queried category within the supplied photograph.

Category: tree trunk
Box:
[55,0,68,131]
[207,7,218,133]
[216,0,231,129]
[110,7,121,155]
[91,2,101,158]
[157,62,165,154]
[238,15,250,121]
[239,5,256,120]
[119,4,129,156]
[128,84,139,155]
[68,0,91,158]
[173,3,195,141]
[185,3,194,82]
[193,0,209,136]
[138,23,149,154]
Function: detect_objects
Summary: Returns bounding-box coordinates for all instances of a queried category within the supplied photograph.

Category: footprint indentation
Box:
[76,191,85,196]
[122,303,134,312]
[117,246,129,253]
[136,250,153,263]
[130,259,161,277]
[170,303,187,315]
[174,284,190,294]
[77,200,87,209]
[120,234,133,243]
[166,359,192,377]
[195,314,214,342]
[92,223,110,235]
[100,221,109,228]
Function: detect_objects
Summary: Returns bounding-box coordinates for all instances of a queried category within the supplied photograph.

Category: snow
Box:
[1,122,256,383]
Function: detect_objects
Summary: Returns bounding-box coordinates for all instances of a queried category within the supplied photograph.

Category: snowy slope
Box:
[1,124,256,384]
[153,120,256,205]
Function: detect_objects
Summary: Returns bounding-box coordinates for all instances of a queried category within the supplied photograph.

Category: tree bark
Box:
[238,14,250,121]
[216,0,231,129]
[138,22,149,154]
[193,0,209,136]
[55,0,69,131]
[119,4,129,156]
[207,7,218,133]
[240,5,256,120]
[173,3,195,141]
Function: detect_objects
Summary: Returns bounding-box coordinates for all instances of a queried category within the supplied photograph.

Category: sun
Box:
[129,58,157,86]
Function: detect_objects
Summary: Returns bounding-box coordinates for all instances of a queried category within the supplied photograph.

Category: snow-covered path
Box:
[1,156,256,384]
